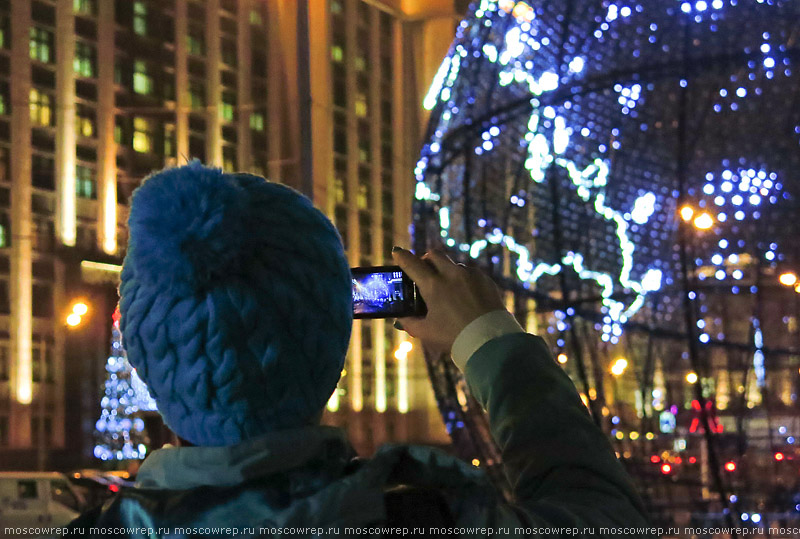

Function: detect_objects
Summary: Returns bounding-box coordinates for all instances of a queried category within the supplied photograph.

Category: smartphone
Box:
[351,265,427,319]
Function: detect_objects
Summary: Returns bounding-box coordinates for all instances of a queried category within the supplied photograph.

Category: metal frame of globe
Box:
[413,0,800,531]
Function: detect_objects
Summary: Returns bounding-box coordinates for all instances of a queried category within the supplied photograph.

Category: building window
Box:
[75,165,96,199]
[0,16,9,50]
[0,343,8,380]
[0,214,8,248]
[249,112,265,132]
[0,85,7,116]
[133,60,153,95]
[74,41,96,77]
[331,45,343,62]
[249,9,263,25]
[221,39,237,67]
[29,89,52,127]
[187,26,204,55]
[73,0,95,16]
[331,0,343,15]
[164,123,176,157]
[29,27,54,64]
[77,108,95,137]
[132,117,153,153]
[221,93,235,122]
[189,80,204,109]
[133,1,148,36]
[334,174,346,205]
[355,93,368,117]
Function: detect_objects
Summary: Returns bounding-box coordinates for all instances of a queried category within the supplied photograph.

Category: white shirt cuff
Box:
[450,309,525,371]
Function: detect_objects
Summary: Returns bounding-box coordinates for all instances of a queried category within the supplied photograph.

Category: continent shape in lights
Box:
[416,0,797,345]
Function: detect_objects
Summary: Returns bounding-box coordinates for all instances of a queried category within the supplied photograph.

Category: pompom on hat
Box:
[119,162,353,446]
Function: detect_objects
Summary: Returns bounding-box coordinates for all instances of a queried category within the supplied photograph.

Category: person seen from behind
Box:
[65,163,652,538]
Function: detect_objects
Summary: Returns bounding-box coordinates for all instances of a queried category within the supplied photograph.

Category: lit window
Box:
[249,9,263,25]
[0,218,8,248]
[73,0,95,15]
[221,93,235,122]
[133,60,153,95]
[357,184,368,210]
[0,16,9,50]
[334,175,346,204]
[331,46,344,62]
[75,166,96,199]
[133,1,147,36]
[250,112,265,131]
[77,113,94,137]
[29,28,53,64]
[74,42,95,77]
[331,1,343,14]
[132,117,153,153]
[354,56,366,71]
[29,89,52,127]
[0,88,6,116]
[355,94,368,117]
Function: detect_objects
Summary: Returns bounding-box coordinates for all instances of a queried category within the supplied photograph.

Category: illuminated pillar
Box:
[55,0,76,247]
[205,0,223,166]
[97,0,117,254]
[236,0,253,172]
[350,321,363,412]
[174,0,189,162]
[375,319,386,412]
[397,345,409,414]
[10,0,33,447]
[308,0,333,209]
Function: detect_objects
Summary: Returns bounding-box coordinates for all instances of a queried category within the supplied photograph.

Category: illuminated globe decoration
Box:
[413,0,799,518]
[94,307,158,461]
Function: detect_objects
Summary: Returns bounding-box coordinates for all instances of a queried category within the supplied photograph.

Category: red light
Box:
[661,463,672,474]
[775,452,785,461]
[108,484,120,492]
[674,456,683,464]
[689,457,697,464]
[724,461,736,472]
[650,455,660,463]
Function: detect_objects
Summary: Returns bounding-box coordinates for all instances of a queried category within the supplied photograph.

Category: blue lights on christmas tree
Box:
[94,306,157,461]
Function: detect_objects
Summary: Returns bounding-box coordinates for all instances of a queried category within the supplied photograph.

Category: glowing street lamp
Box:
[693,212,714,230]
[611,358,628,376]
[557,353,568,364]
[778,272,797,287]
[686,372,698,384]
[67,300,89,328]
[680,205,695,221]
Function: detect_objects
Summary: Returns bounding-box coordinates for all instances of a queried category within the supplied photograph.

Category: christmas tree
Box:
[94,306,158,461]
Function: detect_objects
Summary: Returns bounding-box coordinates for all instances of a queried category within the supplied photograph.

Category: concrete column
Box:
[236,0,252,172]
[97,0,117,254]
[174,0,189,162]
[10,0,33,446]
[308,0,332,209]
[55,0,76,247]
[205,0,222,166]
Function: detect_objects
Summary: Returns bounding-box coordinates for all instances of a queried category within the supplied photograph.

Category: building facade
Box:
[0,0,460,469]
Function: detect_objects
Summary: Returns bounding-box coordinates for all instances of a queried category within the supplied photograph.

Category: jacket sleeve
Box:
[462,331,654,536]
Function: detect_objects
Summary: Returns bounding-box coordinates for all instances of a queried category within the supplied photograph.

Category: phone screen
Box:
[351,266,422,318]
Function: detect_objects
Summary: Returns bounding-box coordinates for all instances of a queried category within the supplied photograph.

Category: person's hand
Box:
[391,246,507,357]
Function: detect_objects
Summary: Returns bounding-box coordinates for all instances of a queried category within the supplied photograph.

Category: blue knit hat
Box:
[118,162,353,446]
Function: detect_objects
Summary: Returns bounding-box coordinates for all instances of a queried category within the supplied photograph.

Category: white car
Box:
[0,472,85,538]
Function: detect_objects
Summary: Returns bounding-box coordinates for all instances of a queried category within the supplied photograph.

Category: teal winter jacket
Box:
[65,333,653,538]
